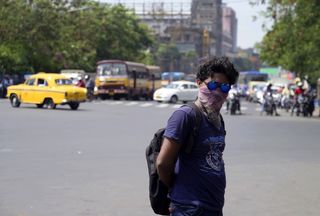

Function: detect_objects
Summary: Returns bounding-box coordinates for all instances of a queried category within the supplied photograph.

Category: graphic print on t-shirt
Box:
[202,135,225,172]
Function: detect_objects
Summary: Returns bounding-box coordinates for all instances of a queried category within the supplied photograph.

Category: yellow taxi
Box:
[7,73,87,110]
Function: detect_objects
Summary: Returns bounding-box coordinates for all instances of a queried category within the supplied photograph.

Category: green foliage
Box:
[155,43,181,71]
[257,0,320,83]
[0,0,154,74]
[156,44,180,60]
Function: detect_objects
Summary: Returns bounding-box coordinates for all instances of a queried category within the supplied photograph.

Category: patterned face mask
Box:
[198,85,228,113]
[198,85,228,128]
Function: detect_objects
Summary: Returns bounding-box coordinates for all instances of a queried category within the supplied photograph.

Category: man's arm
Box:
[156,137,181,188]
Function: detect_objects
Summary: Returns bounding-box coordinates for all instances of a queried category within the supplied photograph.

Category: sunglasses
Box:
[204,81,231,93]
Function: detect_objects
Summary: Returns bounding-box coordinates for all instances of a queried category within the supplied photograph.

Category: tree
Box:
[255,0,320,83]
[155,44,181,71]
[0,0,155,74]
[94,4,153,63]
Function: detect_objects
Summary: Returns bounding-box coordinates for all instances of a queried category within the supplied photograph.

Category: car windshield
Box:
[55,79,73,85]
[165,83,179,89]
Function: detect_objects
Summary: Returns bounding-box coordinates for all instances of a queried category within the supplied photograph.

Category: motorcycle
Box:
[263,92,277,116]
[291,95,314,117]
[281,95,294,112]
[229,92,241,115]
[86,88,95,102]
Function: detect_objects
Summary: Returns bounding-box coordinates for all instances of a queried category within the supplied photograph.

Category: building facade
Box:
[191,0,222,57]
[103,0,237,71]
[222,4,237,56]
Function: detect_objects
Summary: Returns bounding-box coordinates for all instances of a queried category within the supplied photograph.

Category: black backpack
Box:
[145,103,202,215]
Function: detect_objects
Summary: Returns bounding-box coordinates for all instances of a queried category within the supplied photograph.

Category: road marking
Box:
[110,101,124,105]
[87,100,262,113]
[125,102,138,106]
[156,104,169,108]
[172,104,181,109]
[140,103,153,107]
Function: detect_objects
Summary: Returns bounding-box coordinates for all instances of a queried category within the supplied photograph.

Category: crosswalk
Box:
[92,100,183,109]
[90,100,255,111]
[0,98,259,113]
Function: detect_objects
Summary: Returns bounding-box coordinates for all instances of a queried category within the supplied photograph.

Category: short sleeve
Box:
[164,107,194,146]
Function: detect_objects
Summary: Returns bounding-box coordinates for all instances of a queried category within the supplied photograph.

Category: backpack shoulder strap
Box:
[182,102,202,153]
[219,114,226,136]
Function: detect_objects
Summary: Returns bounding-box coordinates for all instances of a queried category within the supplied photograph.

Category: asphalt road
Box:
[0,98,319,216]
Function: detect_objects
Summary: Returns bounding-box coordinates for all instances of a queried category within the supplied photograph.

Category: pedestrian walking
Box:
[156,57,239,216]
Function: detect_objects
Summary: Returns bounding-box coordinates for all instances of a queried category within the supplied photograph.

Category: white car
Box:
[153,81,198,103]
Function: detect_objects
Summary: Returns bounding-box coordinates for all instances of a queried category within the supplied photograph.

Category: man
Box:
[302,75,310,94]
[156,57,239,216]
[85,74,95,101]
[225,84,241,114]
[76,77,85,88]
[261,83,280,116]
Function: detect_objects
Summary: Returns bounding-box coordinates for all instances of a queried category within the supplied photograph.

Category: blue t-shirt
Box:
[164,106,226,211]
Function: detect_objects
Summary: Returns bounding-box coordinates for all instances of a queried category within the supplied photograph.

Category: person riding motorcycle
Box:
[291,82,304,116]
[85,75,95,101]
[226,84,241,114]
[261,83,280,116]
[302,75,311,94]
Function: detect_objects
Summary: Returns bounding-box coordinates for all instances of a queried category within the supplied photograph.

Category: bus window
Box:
[238,71,268,85]
[97,63,127,76]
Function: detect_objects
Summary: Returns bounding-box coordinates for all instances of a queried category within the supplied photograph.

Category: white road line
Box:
[255,107,262,111]
[172,104,182,109]
[241,107,248,111]
[156,104,169,108]
[92,101,104,104]
[140,103,153,107]
[110,101,124,105]
[125,102,139,106]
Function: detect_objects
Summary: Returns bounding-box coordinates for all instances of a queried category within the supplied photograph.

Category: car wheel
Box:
[69,102,79,110]
[44,98,56,109]
[36,103,44,108]
[100,94,108,100]
[170,95,178,104]
[10,94,21,108]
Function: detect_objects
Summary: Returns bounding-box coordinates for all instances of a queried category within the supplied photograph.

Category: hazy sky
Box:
[224,0,271,49]
[98,0,272,49]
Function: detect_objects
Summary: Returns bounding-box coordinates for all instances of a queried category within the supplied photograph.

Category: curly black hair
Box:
[196,56,239,85]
